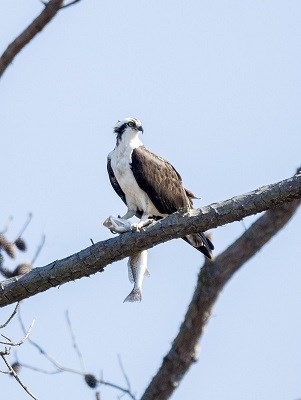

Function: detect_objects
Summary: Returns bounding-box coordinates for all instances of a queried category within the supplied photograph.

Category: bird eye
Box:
[127,121,135,128]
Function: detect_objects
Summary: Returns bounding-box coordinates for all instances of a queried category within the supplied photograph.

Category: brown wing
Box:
[130,146,191,215]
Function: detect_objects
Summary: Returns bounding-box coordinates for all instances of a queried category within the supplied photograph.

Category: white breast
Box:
[109,138,160,216]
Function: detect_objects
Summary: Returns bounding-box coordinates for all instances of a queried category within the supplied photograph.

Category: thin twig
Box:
[65,310,86,372]
[0,352,38,400]
[118,354,132,393]
[60,0,82,9]
[18,362,62,375]
[0,369,10,374]
[0,319,35,346]
[31,234,46,265]
[18,308,137,398]
[0,302,20,329]
[98,378,137,400]
[1,216,13,234]
[16,213,32,240]
[20,359,137,399]
[18,309,82,376]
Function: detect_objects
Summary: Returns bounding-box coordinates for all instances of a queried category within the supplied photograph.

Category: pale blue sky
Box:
[1,1,301,399]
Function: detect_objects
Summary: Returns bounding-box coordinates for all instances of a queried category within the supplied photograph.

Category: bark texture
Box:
[0,173,300,308]
[0,0,63,79]
[140,198,301,400]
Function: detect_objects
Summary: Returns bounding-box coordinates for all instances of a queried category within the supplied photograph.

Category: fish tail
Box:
[123,288,142,303]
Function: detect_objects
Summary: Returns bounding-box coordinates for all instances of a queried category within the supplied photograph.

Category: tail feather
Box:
[123,289,142,303]
[183,232,214,259]
[198,232,214,251]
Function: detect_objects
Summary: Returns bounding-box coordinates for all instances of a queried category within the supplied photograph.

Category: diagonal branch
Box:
[60,0,82,9]
[0,0,64,79]
[18,309,137,398]
[0,351,38,400]
[0,172,300,308]
[0,319,35,346]
[140,198,301,400]
[0,302,19,329]
[65,310,86,373]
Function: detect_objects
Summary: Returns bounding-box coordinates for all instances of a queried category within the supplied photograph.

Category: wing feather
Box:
[107,157,127,205]
[130,147,191,215]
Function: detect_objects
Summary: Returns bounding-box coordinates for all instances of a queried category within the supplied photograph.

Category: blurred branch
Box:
[18,308,83,376]
[0,0,81,79]
[0,306,37,400]
[0,302,19,329]
[31,234,46,265]
[118,354,133,395]
[0,216,43,279]
[15,213,32,241]
[0,319,35,346]
[18,309,137,399]
[65,310,86,372]
[0,349,38,400]
[0,172,300,307]
[0,216,13,234]
[140,198,301,399]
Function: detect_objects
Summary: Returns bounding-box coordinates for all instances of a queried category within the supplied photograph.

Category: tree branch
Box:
[0,319,35,346]
[140,198,301,400]
[0,173,300,308]
[0,0,64,79]
[0,302,19,329]
[0,351,38,400]
[18,309,137,398]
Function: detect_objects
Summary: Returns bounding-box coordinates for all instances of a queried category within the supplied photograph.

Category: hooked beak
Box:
[138,126,144,134]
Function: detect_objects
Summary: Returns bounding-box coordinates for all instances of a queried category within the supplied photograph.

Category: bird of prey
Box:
[107,117,214,258]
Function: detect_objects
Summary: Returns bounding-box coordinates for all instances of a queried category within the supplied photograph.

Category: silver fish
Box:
[103,216,132,233]
[123,250,150,302]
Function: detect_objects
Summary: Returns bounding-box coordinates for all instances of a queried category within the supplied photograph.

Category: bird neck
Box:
[116,130,143,149]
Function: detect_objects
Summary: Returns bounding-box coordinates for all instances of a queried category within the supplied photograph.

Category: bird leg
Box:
[131,214,154,231]
[119,209,136,220]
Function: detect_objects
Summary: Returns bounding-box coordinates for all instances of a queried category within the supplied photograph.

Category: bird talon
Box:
[130,223,140,232]
[107,118,214,260]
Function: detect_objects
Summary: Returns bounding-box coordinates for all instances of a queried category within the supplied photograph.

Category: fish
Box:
[123,250,150,302]
[103,216,132,233]
[103,216,150,302]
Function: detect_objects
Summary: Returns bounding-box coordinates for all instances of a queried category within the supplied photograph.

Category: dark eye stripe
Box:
[114,123,125,133]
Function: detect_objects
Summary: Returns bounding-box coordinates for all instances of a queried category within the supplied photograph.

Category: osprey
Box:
[107,117,214,259]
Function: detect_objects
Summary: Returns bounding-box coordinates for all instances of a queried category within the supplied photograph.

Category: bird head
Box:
[113,118,143,145]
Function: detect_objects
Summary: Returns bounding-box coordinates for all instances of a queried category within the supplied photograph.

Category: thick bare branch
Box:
[140,198,301,400]
[0,173,300,308]
[0,0,63,79]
